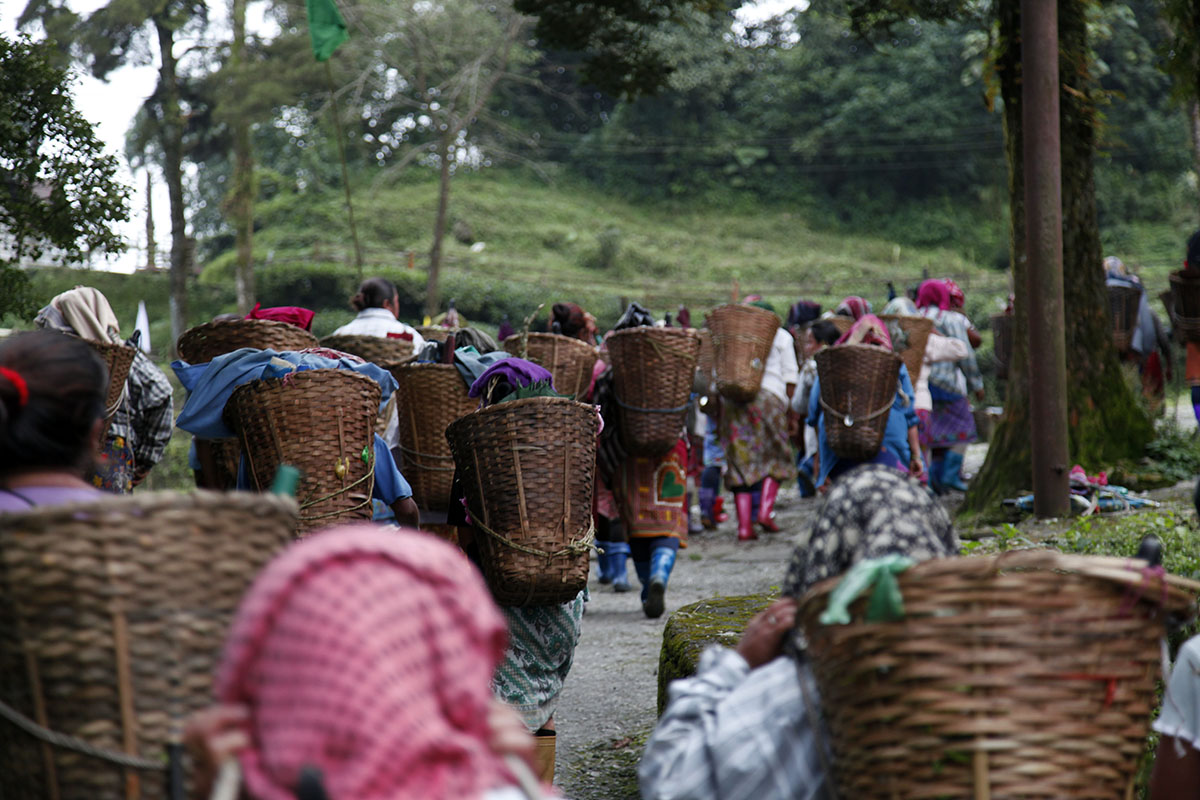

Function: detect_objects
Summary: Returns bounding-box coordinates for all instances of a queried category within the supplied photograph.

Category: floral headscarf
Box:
[834,296,872,321]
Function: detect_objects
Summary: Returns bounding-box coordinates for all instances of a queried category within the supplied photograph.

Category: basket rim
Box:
[798,550,1200,620]
[0,489,299,523]
[606,326,701,341]
[448,394,595,423]
[502,331,598,349]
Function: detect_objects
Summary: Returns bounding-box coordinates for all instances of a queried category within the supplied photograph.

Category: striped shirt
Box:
[639,647,834,800]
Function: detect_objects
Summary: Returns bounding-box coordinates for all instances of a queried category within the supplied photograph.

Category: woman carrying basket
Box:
[718,298,799,541]
[639,465,959,800]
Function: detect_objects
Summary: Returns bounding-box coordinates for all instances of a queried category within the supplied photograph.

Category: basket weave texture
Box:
[392,363,478,511]
[0,491,297,800]
[1107,285,1141,353]
[798,550,1199,800]
[991,313,1013,379]
[176,319,317,364]
[607,327,701,457]
[446,396,597,606]
[318,334,415,364]
[416,325,459,343]
[878,314,932,384]
[1169,271,1200,342]
[85,340,136,440]
[225,369,380,535]
[814,344,900,461]
[503,333,599,400]
[708,304,780,403]
[695,329,714,387]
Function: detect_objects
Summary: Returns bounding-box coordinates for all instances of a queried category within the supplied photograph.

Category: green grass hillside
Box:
[10,168,1194,350]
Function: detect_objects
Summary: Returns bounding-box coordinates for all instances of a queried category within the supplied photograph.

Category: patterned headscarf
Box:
[834,313,892,350]
[215,526,512,800]
[916,279,951,311]
[782,465,959,650]
[834,296,872,321]
[943,279,965,310]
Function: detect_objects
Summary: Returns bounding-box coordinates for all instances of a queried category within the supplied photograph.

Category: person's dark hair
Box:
[810,320,840,346]
[0,330,108,476]
[350,278,399,312]
[1187,230,1200,269]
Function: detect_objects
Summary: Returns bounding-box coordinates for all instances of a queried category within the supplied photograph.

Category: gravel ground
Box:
[552,487,813,797]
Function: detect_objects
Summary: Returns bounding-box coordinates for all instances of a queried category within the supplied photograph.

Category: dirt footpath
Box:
[553,488,813,799]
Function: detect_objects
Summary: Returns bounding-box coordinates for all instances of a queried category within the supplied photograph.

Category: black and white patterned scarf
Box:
[783,464,959,652]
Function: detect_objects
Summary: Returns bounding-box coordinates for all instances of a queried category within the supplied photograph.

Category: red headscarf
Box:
[916,279,951,311]
[835,296,871,321]
[245,303,316,331]
[943,279,965,310]
[216,526,512,800]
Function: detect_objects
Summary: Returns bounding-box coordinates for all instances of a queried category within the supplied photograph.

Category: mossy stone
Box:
[656,592,775,714]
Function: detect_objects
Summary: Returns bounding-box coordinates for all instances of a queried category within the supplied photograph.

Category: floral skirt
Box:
[922,393,978,449]
[612,438,689,545]
[493,592,585,731]
[718,392,796,489]
[91,435,134,493]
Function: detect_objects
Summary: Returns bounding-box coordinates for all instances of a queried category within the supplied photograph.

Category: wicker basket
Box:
[695,329,714,389]
[446,396,597,606]
[1169,271,1200,342]
[991,312,1013,379]
[814,345,901,461]
[503,333,599,400]
[606,327,701,457]
[0,491,298,800]
[176,319,318,364]
[1107,284,1141,354]
[707,304,780,403]
[797,550,1199,800]
[416,325,459,344]
[829,315,854,336]
[85,340,136,440]
[225,369,381,535]
[318,334,415,364]
[392,363,479,511]
[878,314,932,383]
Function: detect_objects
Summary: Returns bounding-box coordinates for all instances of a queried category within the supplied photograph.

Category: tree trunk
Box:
[425,133,453,318]
[145,170,156,271]
[963,0,1153,515]
[230,0,255,313]
[156,19,189,354]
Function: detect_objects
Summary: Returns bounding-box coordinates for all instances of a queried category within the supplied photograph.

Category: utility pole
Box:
[1021,0,1070,517]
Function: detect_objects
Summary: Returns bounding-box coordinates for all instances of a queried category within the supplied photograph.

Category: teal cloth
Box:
[819,554,915,625]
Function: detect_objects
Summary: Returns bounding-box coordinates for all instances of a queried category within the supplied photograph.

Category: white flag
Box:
[134,301,151,353]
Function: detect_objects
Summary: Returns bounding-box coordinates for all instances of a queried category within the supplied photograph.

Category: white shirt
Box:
[1154,636,1200,751]
[915,332,968,412]
[331,308,426,350]
[759,328,800,404]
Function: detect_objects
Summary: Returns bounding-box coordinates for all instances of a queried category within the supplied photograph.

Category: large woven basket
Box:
[814,345,900,461]
[0,491,298,800]
[176,319,317,364]
[392,363,479,511]
[1107,285,1141,354]
[446,396,597,606]
[798,550,1200,800]
[1169,271,1200,342]
[991,312,1013,379]
[607,327,701,457]
[878,314,932,383]
[226,369,381,535]
[416,325,459,344]
[708,304,780,403]
[318,334,415,364]
[86,339,136,440]
[695,329,714,390]
[503,333,599,400]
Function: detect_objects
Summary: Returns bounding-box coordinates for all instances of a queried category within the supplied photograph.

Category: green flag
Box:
[306,0,348,61]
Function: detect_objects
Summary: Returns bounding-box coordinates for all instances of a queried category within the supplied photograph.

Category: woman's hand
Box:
[487,698,536,771]
[736,598,799,669]
[184,704,250,800]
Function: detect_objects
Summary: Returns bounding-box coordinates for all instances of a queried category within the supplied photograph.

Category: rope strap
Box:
[298,470,376,521]
[396,444,457,471]
[819,396,893,427]
[613,394,688,415]
[0,697,165,771]
[468,512,596,559]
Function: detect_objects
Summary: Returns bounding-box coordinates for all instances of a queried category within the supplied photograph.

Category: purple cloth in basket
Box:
[468,358,553,398]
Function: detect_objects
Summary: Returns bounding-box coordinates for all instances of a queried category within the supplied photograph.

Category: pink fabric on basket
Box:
[215,525,513,800]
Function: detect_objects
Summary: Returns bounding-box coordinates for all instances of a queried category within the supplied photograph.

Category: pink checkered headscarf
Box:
[215,526,511,800]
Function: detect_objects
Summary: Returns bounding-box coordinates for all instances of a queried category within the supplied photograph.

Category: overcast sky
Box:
[5,1,806,274]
